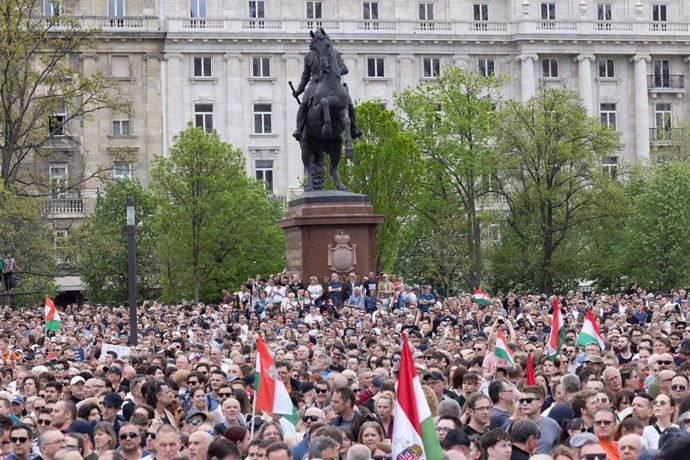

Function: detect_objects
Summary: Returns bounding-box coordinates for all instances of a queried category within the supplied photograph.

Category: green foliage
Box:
[151,124,284,303]
[339,101,422,271]
[489,88,623,294]
[616,161,690,291]
[395,65,504,289]
[0,185,57,304]
[0,0,129,192]
[77,179,159,304]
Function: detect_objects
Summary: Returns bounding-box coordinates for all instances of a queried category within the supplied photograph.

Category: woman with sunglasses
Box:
[643,394,677,448]
[370,441,391,460]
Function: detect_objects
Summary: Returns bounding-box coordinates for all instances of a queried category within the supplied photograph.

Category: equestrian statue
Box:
[290,29,362,192]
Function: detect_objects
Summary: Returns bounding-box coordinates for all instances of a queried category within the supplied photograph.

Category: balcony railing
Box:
[647,75,686,90]
[44,15,159,32]
[164,17,690,37]
[650,127,682,143]
[45,198,91,218]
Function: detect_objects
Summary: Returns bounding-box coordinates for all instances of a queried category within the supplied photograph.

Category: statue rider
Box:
[292,30,363,141]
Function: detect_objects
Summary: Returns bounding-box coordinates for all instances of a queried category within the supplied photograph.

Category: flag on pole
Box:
[44,296,61,331]
[494,329,515,367]
[526,352,536,385]
[576,310,605,350]
[547,297,566,360]
[254,335,293,415]
[473,288,493,306]
[392,334,443,460]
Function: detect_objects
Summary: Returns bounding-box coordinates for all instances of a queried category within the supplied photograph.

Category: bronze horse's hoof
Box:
[345,147,354,160]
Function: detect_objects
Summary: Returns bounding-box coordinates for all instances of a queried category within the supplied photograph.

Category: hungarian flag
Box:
[576,310,605,350]
[254,335,293,415]
[526,352,536,385]
[473,288,493,306]
[44,296,61,331]
[494,329,515,367]
[392,334,443,460]
[547,297,566,359]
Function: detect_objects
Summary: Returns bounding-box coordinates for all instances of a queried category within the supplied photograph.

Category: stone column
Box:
[518,54,538,101]
[396,55,415,93]
[163,53,182,157]
[633,55,651,161]
[576,54,595,115]
[224,53,242,147]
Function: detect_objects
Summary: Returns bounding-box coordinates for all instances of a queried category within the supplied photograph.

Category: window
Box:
[478,58,495,77]
[306,1,322,28]
[419,3,434,30]
[655,103,672,130]
[653,59,671,87]
[597,4,612,20]
[194,104,213,133]
[363,1,379,29]
[190,0,206,17]
[600,103,617,129]
[248,0,265,28]
[255,159,274,193]
[253,104,272,134]
[367,57,385,78]
[652,4,667,30]
[113,162,132,180]
[423,57,440,78]
[252,57,271,78]
[111,56,130,78]
[193,57,212,77]
[55,229,70,265]
[49,162,68,198]
[49,104,67,136]
[542,58,559,78]
[43,0,61,16]
[112,119,131,135]
[541,3,556,20]
[108,0,125,26]
[598,58,615,78]
[602,156,618,178]
[473,3,489,30]
[487,224,500,243]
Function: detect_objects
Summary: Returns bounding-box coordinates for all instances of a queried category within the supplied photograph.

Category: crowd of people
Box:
[0,273,688,460]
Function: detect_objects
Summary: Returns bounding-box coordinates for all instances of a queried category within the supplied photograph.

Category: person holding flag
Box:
[45,295,61,332]
[253,335,294,438]
[547,296,566,360]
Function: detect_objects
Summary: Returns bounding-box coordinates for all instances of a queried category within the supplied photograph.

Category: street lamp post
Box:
[126,196,138,345]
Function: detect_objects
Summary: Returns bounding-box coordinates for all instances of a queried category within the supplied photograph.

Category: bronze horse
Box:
[299,30,354,191]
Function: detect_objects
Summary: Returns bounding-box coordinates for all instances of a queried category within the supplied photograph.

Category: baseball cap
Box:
[569,433,598,448]
[70,376,86,385]
[442,429,471,448]
[184,409,209,422]
[102,392,123,408]
[103,366,122,376]
[423,371,444,382]
[10,395,24,404]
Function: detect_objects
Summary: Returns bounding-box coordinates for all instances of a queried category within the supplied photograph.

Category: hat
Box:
[423,371,444,382]
[584,355,604,364]
[102,392,123,408]
[65,419,93,437]
[70,376,86,385]
[299,381,316,393]
[183,409,208,422]
[569,433,598,448]
[442,429,471,448]
[372,376,387,388]
[103,366,122,376]
[10,395,24,405]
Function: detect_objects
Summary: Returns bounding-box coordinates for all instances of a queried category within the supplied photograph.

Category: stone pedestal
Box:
[277,191,384,281]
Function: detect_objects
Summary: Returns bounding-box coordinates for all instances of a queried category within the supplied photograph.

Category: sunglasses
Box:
[672,385,687,391]
[581,455,606,460]
[10,437,28,444]
[654,400,670,406]
[657,360,673,365]
[187,381,199,385]
[315,388,328,394]
[189,419,203,426]
[38,419,52,425]
[219,392,234,398]
[303,415,320,422]
[518,397,538,404]
[119,433,139,440]
[594,420,614,426]
[145,432,156,439]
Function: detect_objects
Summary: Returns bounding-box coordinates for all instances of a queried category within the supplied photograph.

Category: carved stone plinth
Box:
[277,191,384,281]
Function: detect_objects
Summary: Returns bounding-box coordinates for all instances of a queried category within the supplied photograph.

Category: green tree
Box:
[152,124,283,303]
[0,185,56,303]
[395,65,503,289]
[616,161,690,291]
[490,88,622,294]
[77,179,159,304]
[0,0,129,192]
[339,101,422,271]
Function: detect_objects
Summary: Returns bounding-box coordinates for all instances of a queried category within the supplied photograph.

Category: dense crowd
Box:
[0,273,689,460]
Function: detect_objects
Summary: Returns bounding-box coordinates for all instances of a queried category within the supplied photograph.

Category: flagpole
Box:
[250,393,257,440]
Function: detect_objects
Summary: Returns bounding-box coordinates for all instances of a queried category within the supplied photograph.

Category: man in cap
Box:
[569,433,601,460]
[441,428,471,457]
[65,420,97,460]
[10,395,24,418]
[100,392,125,436]
[68,376,86,404]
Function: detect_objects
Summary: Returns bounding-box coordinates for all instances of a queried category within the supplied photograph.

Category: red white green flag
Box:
[494,329,515,367]
[44,296,61,331]
[392,334,443,460]
[473,288,493,306]
[254,335,293,415]
[576,310,605,350]
[547,297,566,359]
